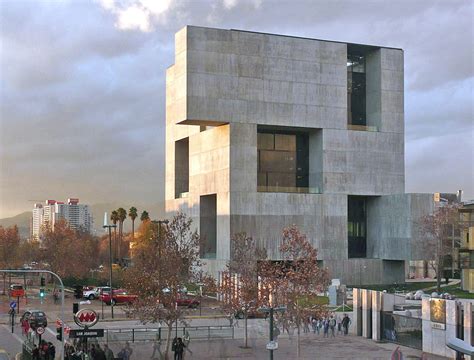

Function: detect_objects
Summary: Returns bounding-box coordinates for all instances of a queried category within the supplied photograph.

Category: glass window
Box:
[347,52,366,126]
[348,196,367,258]
[257,129,309,193]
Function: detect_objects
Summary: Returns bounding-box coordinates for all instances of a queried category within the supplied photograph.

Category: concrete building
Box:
[459,201,474,292]
[31,198,93,241]
[165,26,433,285]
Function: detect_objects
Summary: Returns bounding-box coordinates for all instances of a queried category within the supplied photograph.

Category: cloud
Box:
[0,0,472,218]
[96,0,174,32]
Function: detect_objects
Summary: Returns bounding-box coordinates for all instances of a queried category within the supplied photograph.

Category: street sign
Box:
[266,341,278,350]
[74,309,99,328]
[9,301,16,309]
[36,327,45,335]
[69,329,104,338]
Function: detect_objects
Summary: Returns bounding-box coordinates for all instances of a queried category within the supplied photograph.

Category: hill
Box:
[0,211,31,239]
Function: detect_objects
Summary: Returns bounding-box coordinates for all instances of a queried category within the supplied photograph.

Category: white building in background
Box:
[31,198,93,241]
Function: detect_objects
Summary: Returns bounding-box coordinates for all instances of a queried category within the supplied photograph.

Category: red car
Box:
[176,295,200,308]
[100,289,138,305]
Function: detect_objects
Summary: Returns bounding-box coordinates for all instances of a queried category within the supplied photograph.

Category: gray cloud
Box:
[0,0,473,217]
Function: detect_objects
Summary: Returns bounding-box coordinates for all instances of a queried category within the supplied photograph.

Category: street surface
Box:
[0,290,447,359]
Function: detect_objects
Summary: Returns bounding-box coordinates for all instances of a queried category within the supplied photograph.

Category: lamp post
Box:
[103,212,117,319]
[259,306,286,360]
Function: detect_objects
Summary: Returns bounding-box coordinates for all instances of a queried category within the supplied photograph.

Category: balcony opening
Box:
[175,138,189,199]
[347,44,381,132]
[200,194,217,259]
[348,195,367,258]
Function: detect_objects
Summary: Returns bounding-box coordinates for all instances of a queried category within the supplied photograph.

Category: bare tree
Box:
[417,203,463,292]
[260,225,330,358]
[124,212,204,360]
[218,232,266,348]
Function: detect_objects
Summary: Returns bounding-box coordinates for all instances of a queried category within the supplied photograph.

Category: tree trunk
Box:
[132,220,135,241]
[2,273,6,295]
[113,227,117,261]
[244,313,248,348]
[437,256,442,293]
[296,324,301,358]
[165,323,173,360]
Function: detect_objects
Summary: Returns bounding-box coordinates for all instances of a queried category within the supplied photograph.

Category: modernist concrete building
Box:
[165,26,433,285]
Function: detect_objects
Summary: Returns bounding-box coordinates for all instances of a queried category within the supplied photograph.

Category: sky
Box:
[0,0,473,218]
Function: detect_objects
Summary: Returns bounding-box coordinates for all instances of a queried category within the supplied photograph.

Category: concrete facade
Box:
[165,26,433,284]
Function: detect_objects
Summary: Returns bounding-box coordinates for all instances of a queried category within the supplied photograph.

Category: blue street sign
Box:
[10,301,17,309]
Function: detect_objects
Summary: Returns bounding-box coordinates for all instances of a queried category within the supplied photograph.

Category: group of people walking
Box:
[303,313,351,337]
[64,342,115,360]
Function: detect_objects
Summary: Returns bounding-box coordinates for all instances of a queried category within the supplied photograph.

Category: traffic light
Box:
[56,327,62,341]
[40,277,45,286]
[39,288,45,298]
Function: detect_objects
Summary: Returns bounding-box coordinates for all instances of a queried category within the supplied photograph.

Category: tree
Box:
[124,212,203,360]
[260,226,330,358]
[110,210,119,260]
[417,203,463,292]
[128,207,138,241]
[117,208,127,259]
[140,210,150,222]
[218,232,266,348]
[0,225,22,294]
[40,220,101,279]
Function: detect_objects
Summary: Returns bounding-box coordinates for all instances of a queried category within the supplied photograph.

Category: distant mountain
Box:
[0,211,31,239]
[0,202,165,239]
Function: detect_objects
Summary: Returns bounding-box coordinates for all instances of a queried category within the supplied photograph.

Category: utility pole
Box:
[103,212,117,319]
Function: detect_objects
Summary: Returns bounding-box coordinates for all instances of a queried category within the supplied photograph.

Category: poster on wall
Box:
[430,299,446,324]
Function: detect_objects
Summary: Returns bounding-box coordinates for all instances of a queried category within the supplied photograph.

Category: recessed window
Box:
[175,138,189,198]
[257,128,311,193]
[347,53,366,127]
[348,196,367,258]
[200,194,217,259]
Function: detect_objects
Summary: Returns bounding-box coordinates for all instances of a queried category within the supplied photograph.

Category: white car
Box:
[83,286,110,300]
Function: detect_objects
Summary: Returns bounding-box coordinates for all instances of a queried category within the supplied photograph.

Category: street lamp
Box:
[103,212,117,319]
[259,306,286,360]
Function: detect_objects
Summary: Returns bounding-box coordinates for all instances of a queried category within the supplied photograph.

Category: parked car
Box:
[100,289,138,305]
[9,284,25,298]
[21,310,47,329]
[176,295,200,308]
[83,286,110,300]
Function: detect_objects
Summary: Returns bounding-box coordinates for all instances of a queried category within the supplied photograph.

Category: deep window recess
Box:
[348,196,367,258]
[257,128,311,193]
[175,138,189,198]
[347,53,366,127]
[200,194,217,259]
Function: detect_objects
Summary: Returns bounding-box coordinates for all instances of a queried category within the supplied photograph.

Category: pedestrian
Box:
[173,337,186,360]
[95,344,106,360]
[323,318,329,338]
[342,313,351,335]
[329,315,336,337]
[316,319,321,335]
[103,344,114,360]
[311,318,318,334]
[32,344,40,360]
[119,342,133,360]
[151,336,162,359]
[337,315,342,335]
[48,342,56,360]
[183,330,192,357]
[90,344,97,360]
[303,318,310,333]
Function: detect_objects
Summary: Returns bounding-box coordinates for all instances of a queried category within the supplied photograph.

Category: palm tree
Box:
[128,207,138,241]
[117,208,127,259]
[110,210,119,261]
[140,210,150,222]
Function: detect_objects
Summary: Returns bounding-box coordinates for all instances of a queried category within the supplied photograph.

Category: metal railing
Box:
[101,325,234,343]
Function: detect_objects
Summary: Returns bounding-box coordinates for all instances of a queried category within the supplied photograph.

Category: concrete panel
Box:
[361,289,372,338]
[371,291,383,341]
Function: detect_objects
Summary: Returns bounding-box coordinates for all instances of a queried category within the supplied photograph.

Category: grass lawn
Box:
[439,284,474,299]
[353,282,437,293]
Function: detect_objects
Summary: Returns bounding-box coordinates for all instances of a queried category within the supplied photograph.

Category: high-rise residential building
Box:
[31,198,93,241]
[165,26,434,285]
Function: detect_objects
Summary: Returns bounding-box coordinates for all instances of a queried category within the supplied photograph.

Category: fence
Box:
[100,325,234,343]
[381,312,422,350]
